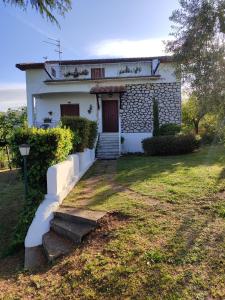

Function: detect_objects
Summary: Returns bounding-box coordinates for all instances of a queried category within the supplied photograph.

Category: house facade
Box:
[16,56,181,158]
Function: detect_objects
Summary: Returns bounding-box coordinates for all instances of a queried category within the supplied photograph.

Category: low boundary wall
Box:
[24,148,95,250]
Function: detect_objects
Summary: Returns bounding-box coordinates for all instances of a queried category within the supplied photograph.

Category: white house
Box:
[16,56,181,158]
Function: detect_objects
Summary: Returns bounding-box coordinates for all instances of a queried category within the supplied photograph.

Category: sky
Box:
[0,0,180,111]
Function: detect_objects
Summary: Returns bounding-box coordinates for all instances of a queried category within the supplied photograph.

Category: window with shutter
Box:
[91,68,105,79]
[60,104,80,117]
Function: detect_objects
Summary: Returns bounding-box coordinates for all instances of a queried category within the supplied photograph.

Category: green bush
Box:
[159,123,181,136]
[11,127,73,190]
[142,134,199,156]
[61,116,90,152]
[88,120,98,149]
[8,127,73,251]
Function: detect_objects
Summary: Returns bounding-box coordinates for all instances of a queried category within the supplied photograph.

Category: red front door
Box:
[102,100,118,132]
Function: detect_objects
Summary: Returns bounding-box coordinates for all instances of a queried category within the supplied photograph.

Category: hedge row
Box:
[9,127,73,251]
[61,116,97,152]
[142,134,199,156]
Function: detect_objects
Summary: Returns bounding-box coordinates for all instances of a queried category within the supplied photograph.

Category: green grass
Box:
[1,145,225,299]
[0,169,24,257]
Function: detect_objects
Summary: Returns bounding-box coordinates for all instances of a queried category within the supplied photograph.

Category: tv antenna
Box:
[43,38,62,62]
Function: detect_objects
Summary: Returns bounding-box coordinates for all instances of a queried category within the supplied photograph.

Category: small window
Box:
[60,104,80,117]
[91,68,105,79]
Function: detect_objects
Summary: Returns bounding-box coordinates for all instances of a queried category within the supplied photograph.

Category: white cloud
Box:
[89,38,169,58]
[0,83,26,112]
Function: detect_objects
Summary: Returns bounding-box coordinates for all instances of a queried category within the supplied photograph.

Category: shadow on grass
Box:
[0,169,24,267]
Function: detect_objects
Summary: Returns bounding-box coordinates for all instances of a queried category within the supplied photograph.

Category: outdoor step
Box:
[96,154,120,159]
[50,218,96,242]
[97,149,120,153]
[97,152,120,155]
[43,230,76,262]
[54,207,106,226]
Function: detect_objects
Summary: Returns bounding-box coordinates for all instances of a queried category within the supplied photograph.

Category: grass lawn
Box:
[0,169,24,258]
[1,145,225,299]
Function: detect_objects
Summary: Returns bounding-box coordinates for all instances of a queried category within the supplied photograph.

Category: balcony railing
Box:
[44,59,160,81]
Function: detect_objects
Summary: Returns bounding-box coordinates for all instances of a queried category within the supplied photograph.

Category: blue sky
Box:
[0,0,179,110]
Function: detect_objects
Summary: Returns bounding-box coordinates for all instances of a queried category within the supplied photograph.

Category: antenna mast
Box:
[43,38,62,62]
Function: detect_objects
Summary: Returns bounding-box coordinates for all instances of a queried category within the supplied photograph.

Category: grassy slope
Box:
[1,146,225,299]
[0,169,24,257]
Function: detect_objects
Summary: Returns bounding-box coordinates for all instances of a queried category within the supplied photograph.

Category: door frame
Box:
[101,100,119,133]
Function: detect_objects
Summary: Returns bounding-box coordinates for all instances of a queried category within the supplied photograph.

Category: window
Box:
[91,68,105,79]
[60,104,80,117]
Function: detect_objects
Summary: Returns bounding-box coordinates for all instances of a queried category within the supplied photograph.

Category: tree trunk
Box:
[193,120,199,135]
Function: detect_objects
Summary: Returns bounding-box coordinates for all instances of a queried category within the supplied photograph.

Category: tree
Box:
[0,107,27,143]
[0,107,27,169]
[153,99,160,136]
[182,95,206,134]
[167,0,225,115]
[2,0,71,25]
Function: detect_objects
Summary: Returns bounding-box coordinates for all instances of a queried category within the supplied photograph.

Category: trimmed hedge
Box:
[88,121,98,149]
[9,127,73,251]
[61,116,97,152]
[142,134,199,156]
[61,116,89,152]
[159,123,181,136]
[11,127,73,190]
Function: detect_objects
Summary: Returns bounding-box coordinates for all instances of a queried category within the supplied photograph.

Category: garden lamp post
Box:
[19,144,30,199]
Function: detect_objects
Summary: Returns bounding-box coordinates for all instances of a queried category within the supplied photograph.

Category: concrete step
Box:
[54,207,106,226]
[43,230,75,262]
[96,154,120,159]
[97,149,119,153]
[50,218,96,242]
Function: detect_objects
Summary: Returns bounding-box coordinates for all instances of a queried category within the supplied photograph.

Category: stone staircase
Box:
[96,133,120,159]
[42,207,106,262]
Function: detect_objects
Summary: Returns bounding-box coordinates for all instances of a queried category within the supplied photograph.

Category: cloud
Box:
[0,83,26,112]
[89,38,169,58]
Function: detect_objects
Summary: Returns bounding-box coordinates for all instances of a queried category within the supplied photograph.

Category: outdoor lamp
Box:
[19,144,30,199]
[19,144,30,156]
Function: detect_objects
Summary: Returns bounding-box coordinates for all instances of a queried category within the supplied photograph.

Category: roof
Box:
[16,55,174,71]
[90,85,127,94]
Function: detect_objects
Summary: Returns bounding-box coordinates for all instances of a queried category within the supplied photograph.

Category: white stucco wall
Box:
[25,148,96,248]
[121,133,153,153]
[35,93,97,124]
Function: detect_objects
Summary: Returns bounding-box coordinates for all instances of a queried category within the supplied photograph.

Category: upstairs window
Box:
[91,68,105,79]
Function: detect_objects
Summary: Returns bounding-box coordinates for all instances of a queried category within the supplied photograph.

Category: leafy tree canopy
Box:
[2,0,72,25]
[167,0,225,115]
[0,107,27,144]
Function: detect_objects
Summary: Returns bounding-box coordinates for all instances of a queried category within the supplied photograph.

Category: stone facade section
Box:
[120,83,181,133]
[120,84,153,133]
[152,83,181,126]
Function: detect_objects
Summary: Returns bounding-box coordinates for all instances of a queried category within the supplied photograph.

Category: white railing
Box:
[44,60,159,81]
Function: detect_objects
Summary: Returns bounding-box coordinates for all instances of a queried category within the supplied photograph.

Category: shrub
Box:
[88,120,98,149]
[11,127,73,190]
[159,123,181,136]
[142,134,199,156]
[8,127,73,251]
[61,116,90,152]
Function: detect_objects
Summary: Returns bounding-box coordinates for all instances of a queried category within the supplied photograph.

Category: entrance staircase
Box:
[35,207,106,264]
[96,133,120,159]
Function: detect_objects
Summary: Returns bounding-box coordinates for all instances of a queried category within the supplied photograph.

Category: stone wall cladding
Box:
[120,82,181,133]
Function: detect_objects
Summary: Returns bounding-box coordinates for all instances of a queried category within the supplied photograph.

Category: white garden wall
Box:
[121,133,152,153]
[25,148,95,248]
